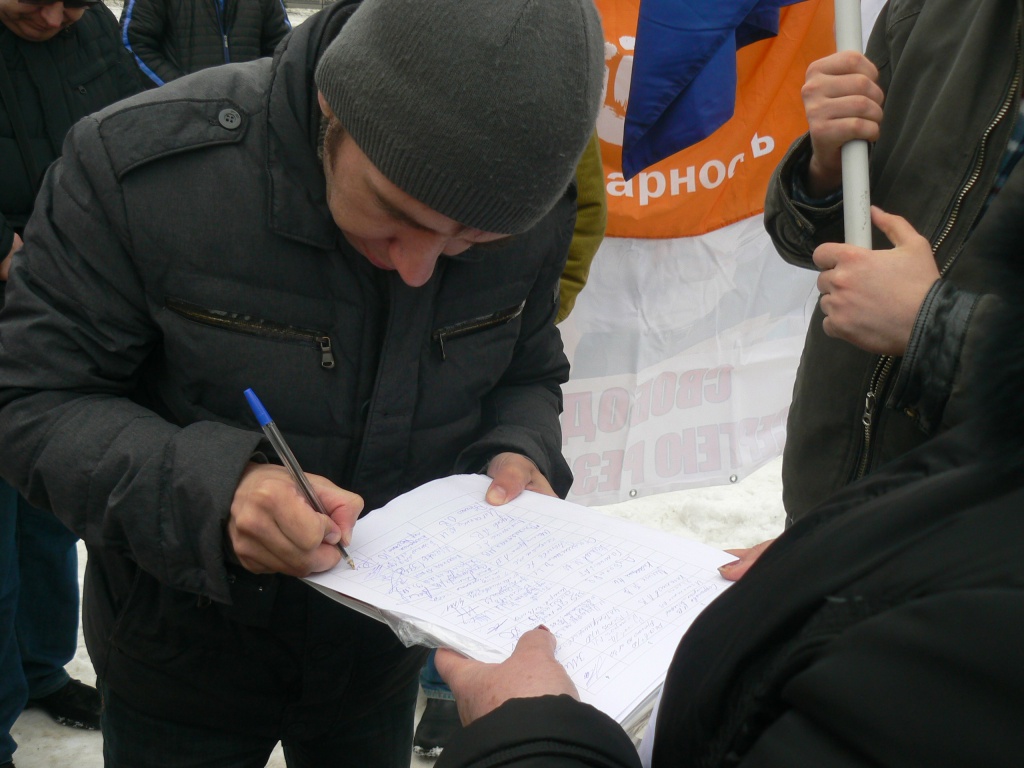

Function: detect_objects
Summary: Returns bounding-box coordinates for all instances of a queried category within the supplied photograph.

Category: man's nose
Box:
[388,231,447,287]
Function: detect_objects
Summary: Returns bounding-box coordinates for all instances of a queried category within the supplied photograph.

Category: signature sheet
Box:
[306,474,735,726]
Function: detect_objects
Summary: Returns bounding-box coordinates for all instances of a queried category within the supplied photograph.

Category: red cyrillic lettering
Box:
[676,368,707,409]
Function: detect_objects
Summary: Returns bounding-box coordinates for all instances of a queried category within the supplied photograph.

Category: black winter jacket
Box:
[437,418,1024,767]
[435,170,1024,766]
[763,0,1023,521]
[0,2,574,733]
[0,3,142,259]
[120,0,291,86]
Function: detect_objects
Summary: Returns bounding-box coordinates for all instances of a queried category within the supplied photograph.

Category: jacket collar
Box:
[264,2,360,250]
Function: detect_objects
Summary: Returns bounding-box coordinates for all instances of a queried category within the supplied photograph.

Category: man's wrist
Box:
[792,151,843,206]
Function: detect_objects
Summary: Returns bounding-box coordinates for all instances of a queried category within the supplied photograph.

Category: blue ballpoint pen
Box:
[244,388,356,569]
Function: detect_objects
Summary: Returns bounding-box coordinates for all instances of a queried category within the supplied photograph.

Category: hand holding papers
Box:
[305,474,736,728]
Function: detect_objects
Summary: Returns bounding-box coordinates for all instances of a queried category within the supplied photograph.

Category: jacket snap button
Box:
[218,108,242,130]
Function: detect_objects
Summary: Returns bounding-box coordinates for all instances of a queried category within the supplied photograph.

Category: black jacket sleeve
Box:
[739,591,1024,768]
[260,0,291,56]
[0,119,262,604]
[437,696,641,768]
[762,135,845,269]
[121,0,187,86]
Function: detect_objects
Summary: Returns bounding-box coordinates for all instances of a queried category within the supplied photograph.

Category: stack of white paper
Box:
[305,474,735,727]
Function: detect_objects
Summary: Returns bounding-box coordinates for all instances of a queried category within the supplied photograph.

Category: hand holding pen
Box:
[225,388,360,575]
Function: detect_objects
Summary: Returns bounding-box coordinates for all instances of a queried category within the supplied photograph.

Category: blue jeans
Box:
[101,672,420,768]
[0,480,79,762]
[419,649,454,701]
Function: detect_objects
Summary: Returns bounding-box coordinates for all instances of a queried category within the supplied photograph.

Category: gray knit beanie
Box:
[314,0,604,234]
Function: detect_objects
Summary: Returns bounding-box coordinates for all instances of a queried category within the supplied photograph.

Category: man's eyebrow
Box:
[372,187,428,230]
[371,184,470,237]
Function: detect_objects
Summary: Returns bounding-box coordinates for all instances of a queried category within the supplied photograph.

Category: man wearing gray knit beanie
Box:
[0,0,606,765]
[313,0,604,285]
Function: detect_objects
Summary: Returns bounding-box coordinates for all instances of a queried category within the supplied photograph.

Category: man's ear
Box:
[317,91,334,119]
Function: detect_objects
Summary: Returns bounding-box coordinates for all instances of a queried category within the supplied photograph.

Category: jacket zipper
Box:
[165,297,335,369]
[431,301,526,361]
[216,0,230,63]
[855,357,893,480]
[933,27,1022,274]
[854,30,1022,481]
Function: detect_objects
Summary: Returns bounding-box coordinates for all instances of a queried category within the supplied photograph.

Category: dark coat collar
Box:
[264,1,360,250]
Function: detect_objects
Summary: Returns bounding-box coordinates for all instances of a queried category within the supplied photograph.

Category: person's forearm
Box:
[764,136,846,268]
[121,0,182,85]
[262,0,292,55]
[436,696,640,768]
[0,123,257,601]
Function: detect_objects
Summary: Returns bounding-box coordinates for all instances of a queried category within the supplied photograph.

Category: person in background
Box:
[0,0,604,764]
[119,0,290,87]
[725,0,1023,581]
[0,0,143,764]
[761,0,1022,525]
[429,158,1024,767]
[558,130,607,323]
[413,127,609,759]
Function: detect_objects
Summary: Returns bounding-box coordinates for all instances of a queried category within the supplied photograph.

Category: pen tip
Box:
[346,557,356,570]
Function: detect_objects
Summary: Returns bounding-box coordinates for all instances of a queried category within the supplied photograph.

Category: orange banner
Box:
[594,0,835,238]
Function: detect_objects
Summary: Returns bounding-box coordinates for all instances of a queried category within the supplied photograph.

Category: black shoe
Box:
[26,678,101,730]
[413,698,462,757]
[1,760,14,768]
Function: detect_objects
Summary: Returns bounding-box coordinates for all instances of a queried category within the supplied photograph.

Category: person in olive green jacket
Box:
[557,130,607,323]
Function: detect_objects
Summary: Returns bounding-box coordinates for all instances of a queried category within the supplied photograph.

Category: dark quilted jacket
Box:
[120,0,291,86]
[0,1,573,732]
[1,3,142,258]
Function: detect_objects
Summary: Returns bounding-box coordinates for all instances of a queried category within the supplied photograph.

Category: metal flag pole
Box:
[834,0,872,247]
